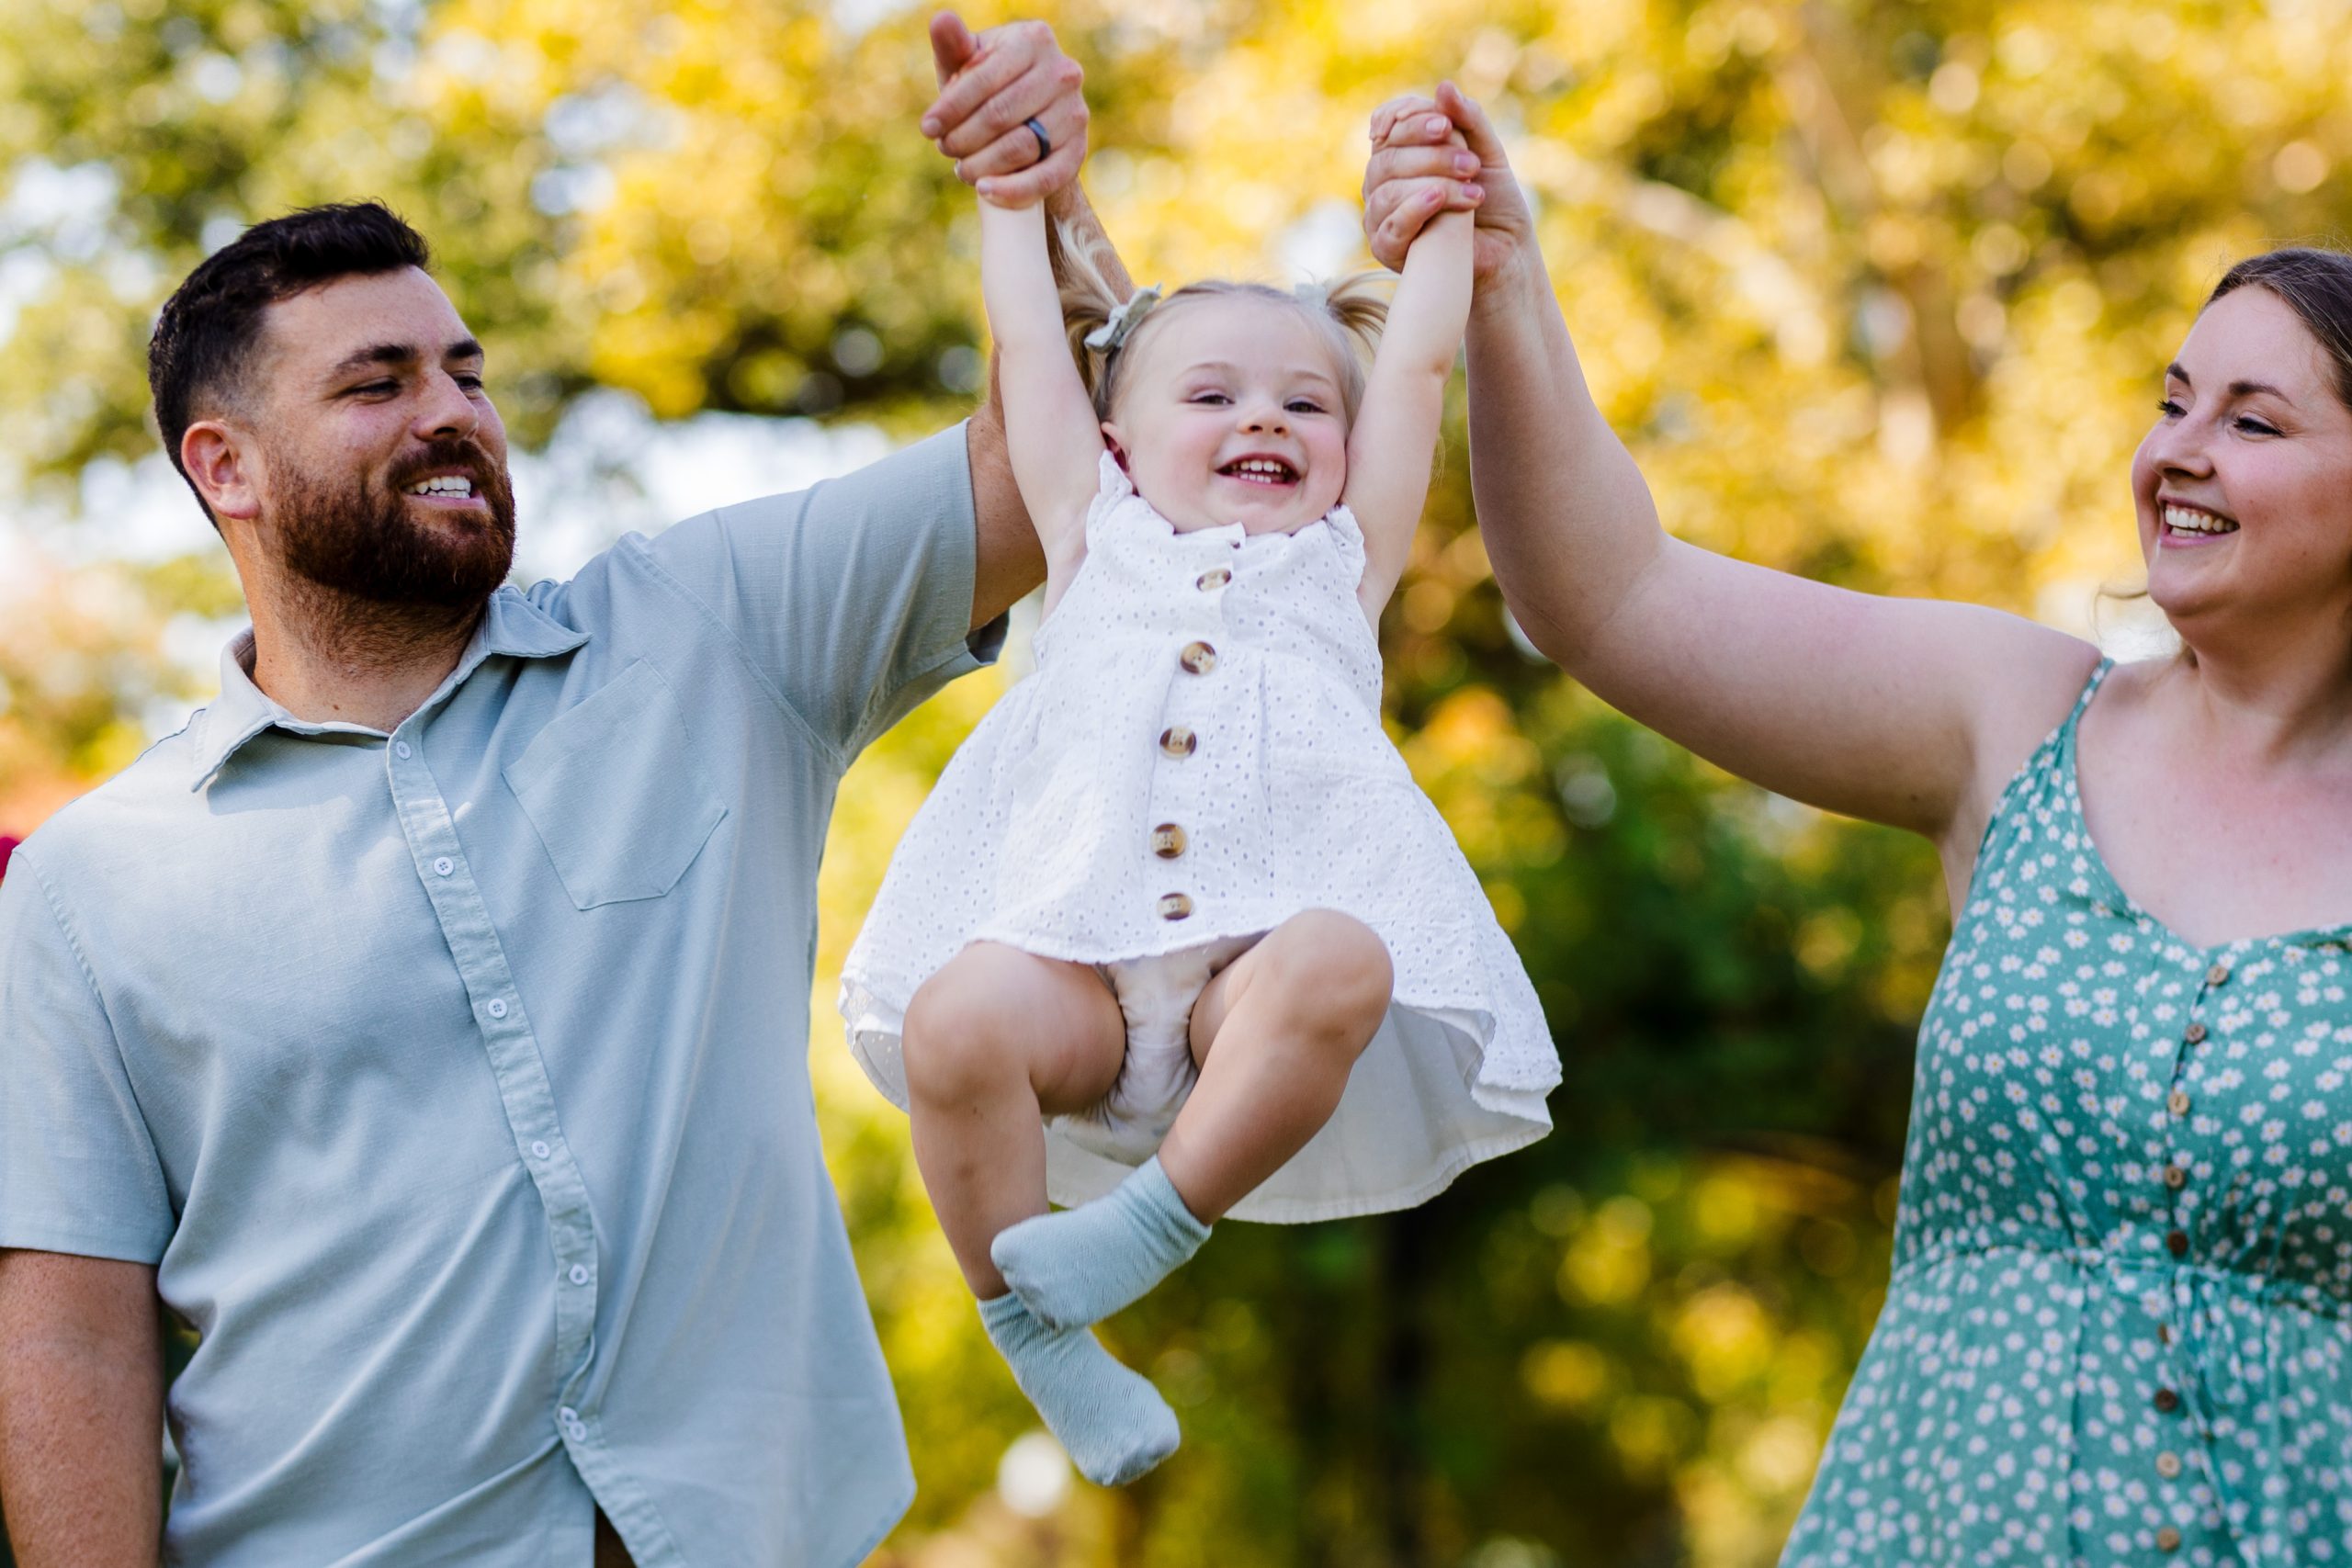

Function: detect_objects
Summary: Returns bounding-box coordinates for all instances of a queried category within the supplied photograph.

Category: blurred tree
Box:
[8,0,2352,1562]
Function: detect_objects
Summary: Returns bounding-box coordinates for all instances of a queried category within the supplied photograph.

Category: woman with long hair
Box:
[1370,84,2352,1562]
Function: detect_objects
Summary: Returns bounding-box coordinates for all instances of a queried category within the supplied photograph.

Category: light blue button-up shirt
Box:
[0,424,1001,1566]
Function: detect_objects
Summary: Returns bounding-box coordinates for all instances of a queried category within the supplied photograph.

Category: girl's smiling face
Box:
[1102,295,1351,536]
[2132,286,2352,633]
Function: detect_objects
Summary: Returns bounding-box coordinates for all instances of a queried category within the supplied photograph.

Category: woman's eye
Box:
[2156,399,2184,417]
[2235,416,2279,435]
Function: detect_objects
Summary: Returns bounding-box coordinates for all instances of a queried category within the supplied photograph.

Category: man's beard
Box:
[267,436,517,610]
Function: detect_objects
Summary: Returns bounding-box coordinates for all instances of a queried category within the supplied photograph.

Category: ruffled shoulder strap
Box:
[1318,502,1367,587]
[1084,451,1140,536]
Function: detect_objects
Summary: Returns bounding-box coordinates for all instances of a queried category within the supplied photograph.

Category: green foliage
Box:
[11,0,2352,1562]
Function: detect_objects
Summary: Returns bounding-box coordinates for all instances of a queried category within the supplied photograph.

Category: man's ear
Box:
[181,419,264,525]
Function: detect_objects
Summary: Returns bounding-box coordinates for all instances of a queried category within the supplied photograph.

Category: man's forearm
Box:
[1464,249,1665,660]
[0,1252,165,1567]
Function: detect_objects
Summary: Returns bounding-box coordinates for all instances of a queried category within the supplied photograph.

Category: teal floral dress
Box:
[1783,661,2352,1566]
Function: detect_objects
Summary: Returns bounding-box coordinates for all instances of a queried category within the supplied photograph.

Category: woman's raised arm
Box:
[1366,86,2096,855]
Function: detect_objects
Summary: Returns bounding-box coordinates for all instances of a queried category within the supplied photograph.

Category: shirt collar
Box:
[187,586,589,790]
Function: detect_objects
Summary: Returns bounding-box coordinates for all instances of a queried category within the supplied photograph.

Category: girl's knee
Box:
[903,950,1038,1101]
[1272,911,1393,1040]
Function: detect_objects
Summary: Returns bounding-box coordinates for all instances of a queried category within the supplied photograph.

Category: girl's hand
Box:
[1363,83,1532,291]
[922,14,1088,209]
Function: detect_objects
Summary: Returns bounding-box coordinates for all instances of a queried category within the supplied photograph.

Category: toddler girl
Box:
[840,105,1557,1485]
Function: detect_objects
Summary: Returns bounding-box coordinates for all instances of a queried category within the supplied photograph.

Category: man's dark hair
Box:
[148,201,431,522]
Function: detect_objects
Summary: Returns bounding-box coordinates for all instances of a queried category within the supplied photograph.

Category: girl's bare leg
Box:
[1159,908,1392,1219]
[990,909,1391,1332]
[904,941,1180,1485]
[902,941,1127,1295]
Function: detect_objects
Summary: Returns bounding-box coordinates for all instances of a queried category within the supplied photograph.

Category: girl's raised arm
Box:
[980,197,1108,584]
[1343,207,1473,617]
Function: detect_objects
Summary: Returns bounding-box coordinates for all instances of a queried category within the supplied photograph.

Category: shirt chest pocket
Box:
[503,660,729,910]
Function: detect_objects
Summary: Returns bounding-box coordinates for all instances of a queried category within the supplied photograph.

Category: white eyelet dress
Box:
[841,456,1558,1223]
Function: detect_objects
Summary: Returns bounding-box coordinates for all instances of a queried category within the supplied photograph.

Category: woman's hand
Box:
[922,14,1088,209]
[1363,83,1532,295]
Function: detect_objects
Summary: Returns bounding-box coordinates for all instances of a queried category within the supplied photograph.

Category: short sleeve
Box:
[0,848,173,1263]
[631,421,1006,761]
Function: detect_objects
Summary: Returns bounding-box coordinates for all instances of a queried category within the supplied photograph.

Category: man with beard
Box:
[0,17,1112,1567]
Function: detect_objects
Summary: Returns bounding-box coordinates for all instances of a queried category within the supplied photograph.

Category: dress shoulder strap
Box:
[1084,451,1140,537]
[1965,654,2113,874]
[2059,656,2115,739]
[2069,653,2126,719]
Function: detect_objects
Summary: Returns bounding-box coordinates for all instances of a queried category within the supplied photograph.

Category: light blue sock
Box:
[977,1292,1179,1486]
[991,1156,1212,1332]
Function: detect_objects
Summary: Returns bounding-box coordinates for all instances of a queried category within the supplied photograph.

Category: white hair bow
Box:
[1083,285,1162,352]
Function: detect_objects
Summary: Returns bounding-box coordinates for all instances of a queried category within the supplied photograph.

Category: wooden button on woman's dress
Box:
[2165,1230,2189,1257]
[2184,1021,2208,1044]
[1179,640,1217,674]
[2155,1526,2182,1551]
[2167,1089,2192,1116]
[1151,823,1186,859]
[2155,1451,2182,1479]
[1158,893,1193,920]
[2154,1387,2180,1414]
[2206,963,2231,987]
[1159,726,1197,758]
[2163,1165,2188,1190]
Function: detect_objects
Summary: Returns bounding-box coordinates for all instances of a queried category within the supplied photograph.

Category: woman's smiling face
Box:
[2132,285,2352,635]
[1102,295,1351,536]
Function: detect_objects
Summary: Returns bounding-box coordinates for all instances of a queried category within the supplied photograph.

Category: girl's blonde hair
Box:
[1052,218,1390,424]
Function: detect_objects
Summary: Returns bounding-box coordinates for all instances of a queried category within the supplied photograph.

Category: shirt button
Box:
[2184,1021,2208,1044]
[486,998,509,1020]
[558,1405,579,1426]
[2205,962,2231,987]
[569,1264,590,1285]
[1151,823,1187,859]
[2167,1089,2192,1116]
[2155,1525,2182,1551]
[433,856,455,877]
[1159,725,1198,759]
[1196,567,1231,592]
[530,1140,551,1159]
[1178,640,1217,675]
[2165,1230,2189,1258]
[2155,1450,2183,1479]
[1158,892,1194,920]
[2154,1387,2181,1414]
[2162,1165,2188,1190]
[394,740,413,760]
